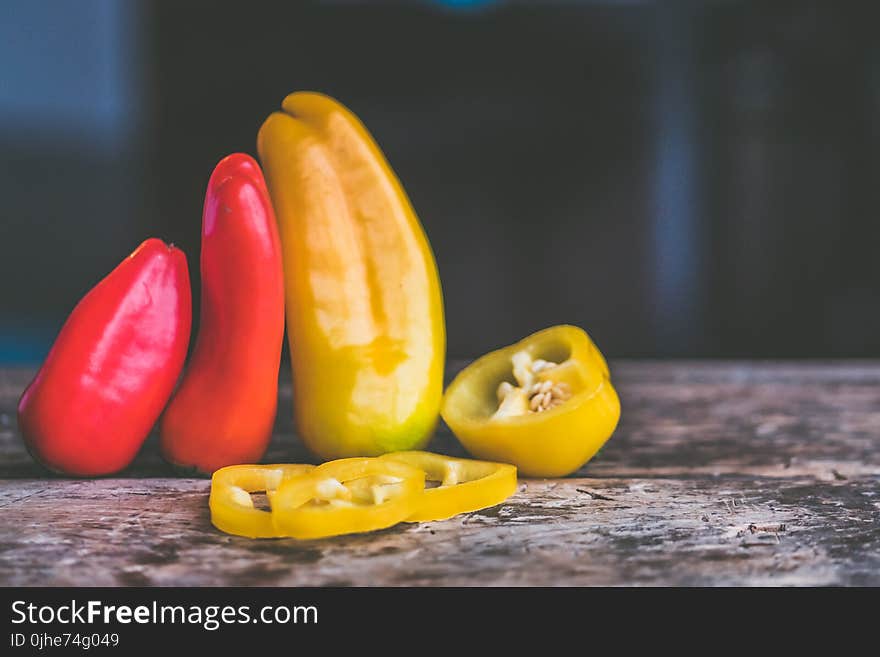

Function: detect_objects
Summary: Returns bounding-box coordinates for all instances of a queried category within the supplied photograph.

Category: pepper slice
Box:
[378,451,517,522]
[440,325,621,478]
[210,464,315,538]
[271,458,425,539]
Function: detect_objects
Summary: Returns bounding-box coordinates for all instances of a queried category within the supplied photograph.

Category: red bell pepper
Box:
[159,153,284,473]
[18,239,192,476]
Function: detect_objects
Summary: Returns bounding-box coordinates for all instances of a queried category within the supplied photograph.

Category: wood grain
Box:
[1,362,878,586]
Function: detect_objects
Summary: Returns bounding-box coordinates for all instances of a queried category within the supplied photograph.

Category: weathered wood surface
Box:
[1,361,878,586]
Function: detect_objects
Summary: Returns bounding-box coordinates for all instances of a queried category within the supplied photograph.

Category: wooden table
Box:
[1,361,878,586]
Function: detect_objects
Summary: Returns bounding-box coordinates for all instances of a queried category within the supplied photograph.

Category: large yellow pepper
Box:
[257,92,445,460]
[441,325,620,477]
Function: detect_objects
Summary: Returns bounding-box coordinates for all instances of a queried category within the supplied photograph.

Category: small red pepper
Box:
[159,154,285,473]
[18,238,192,476]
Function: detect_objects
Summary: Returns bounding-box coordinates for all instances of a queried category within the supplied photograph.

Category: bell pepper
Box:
[210,463,315,538]
[160,154,285,473]
[257,92,445,460]
[441,325,620,478]
[379,451,517,521]
[271,457,425,539]
[17,239,192,476]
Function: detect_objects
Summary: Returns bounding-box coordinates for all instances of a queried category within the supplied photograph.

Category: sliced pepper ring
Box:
[271,458,425,539]
[379,451,517,522]
[209,463,315,538]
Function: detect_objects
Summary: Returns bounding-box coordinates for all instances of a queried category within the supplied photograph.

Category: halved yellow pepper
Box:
[440,325,620,478]
[271,458,425,539]
[257,92,445,460]
[378,451,517,522]
[210,464,315,538]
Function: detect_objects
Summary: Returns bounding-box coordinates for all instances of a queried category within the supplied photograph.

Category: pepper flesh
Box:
[210,464,315,538]
[271,458,425,539]
[379,451,518,522]
[440,325,620,478]
[257,92,445,460]
[17,239,191,476]
[160,154,285,473]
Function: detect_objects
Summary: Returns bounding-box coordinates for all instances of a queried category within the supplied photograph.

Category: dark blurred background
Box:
[1,0,878,363]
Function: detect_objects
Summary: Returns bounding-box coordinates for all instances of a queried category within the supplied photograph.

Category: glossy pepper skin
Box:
[160,154,284,473]
[441,325,620,478]
[18,239,191,476]
[257,92,445,460]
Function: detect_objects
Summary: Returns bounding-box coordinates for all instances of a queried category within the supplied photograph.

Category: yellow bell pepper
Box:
[440,325,620,477]
[257,92,445,461]
[271,458,426,539]
[379,451,517,522]
[209,463,315,538]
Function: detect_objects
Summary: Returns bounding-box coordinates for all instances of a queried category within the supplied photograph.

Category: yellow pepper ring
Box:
[209,464,315,538]
[271,458,425,539]
[379,451,518,522]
